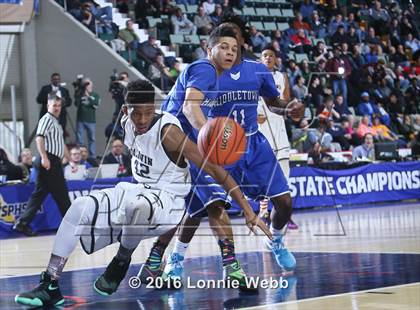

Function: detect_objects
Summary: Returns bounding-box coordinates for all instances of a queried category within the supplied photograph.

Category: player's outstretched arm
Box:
[264,97,305,120]
[182,87,207,130]
[161,124,272,239]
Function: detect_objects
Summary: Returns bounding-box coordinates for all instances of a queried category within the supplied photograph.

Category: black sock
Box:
[116,244,135,262]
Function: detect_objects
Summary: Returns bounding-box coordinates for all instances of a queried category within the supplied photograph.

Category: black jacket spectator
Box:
[0,148,23,181]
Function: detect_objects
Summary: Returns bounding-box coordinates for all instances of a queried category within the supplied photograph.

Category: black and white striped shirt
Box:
[36,112,65,158]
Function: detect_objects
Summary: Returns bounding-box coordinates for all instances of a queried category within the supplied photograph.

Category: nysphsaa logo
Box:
[0,194,43,224]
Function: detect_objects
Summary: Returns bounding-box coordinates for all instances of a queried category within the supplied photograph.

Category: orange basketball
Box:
[197,117,246,166]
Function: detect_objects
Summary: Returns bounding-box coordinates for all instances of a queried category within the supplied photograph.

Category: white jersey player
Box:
[257,46,298,229]
[15,79,270,308]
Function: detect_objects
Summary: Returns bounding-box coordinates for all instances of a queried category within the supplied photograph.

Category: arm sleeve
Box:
[258,63,280,98]
[185,62,217,94]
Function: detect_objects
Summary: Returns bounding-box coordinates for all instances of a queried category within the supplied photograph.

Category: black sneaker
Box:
[13,222,37,236]
[93,257,131,296]
[15,271,64,307]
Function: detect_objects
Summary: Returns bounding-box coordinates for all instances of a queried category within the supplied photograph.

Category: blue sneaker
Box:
[162,253,184,285]
[265,236,296,271]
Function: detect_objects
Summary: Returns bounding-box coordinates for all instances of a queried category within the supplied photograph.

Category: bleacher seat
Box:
[277,22,290,31]
[264,22,277,31]
[281,9,295,20]
[250,21,264,31]
[185,34,200,45]
[269,8,282,18]
[170,34,184,45]
[242,7,256,18]
[186,5,198,13]
[295,53,309,63]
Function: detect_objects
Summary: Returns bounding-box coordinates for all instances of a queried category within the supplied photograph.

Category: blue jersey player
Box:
[139,17,303,291]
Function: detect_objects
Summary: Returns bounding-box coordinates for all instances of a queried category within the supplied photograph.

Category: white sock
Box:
[270,226,286,238]
[172,239,189,257]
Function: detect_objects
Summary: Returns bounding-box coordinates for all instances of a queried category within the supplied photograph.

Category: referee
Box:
[14,91,71,236]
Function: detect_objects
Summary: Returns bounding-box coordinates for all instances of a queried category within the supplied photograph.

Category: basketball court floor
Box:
[1,201,419,309]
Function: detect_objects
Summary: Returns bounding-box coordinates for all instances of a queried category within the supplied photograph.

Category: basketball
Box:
[197,117,246,165]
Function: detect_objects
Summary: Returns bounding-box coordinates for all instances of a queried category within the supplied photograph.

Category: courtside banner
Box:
[0,0,22,4]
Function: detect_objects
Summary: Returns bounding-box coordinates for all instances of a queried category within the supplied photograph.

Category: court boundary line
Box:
[240,282,420,310]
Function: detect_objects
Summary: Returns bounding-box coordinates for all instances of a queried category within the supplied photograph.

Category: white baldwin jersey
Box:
[124,112,191,197]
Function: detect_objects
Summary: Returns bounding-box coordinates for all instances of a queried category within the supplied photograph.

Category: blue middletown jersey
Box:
[161,59,218,141]
[204,59,280,134]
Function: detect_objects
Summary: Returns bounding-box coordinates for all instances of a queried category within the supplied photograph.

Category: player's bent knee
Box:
[272,194,292,214]
[65,196,95,225]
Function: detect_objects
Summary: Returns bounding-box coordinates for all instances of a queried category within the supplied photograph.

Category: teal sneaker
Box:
[15,271,64,307]
[265,236,296,271]
[161,253,184,287]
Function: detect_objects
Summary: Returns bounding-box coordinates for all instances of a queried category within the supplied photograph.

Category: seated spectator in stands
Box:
[148,54,172,91]
[80,145,98,167]
[287,59,302,87]
[135,0,160,29]
[83,1,113,34]
[346,25,360,48]
[118,19,140,50]
[194,6,213,35]
[372,116,402,145]
[103,138,132,177]
[328,14,347,37]
[271,30,290,55]
[368,0,390,36]
[357,92,378,122]
[310,10,327,38]
[308,75,324,108]
[334,94,351,118]
[342,116,360,146]
[138,35,163,62]
[249,26,267,53]
[194,39,208,60]
[331,25,347,46]
[292,75,308,102]
[300,0,315,21]
[0,148,23,182]
[171,7,197,34]
[389,44,409,67]
[169,60,181,81]
[400,15,418,38]
[352,133,375,160]
[299,59,311,82]
[290,29,312,54]
[293,13,311,32]
[326,119,350,150]
[210,4,223,26]
[356,115,378,139]
[80,2,96,33]
[404,77,420,115]
[203,0,216,15]
[350,44,366,69]
[364,27,382,47]
[64,146,92,180]
[312,40,328,63]
[18,148,36,183]
[317,95,340,122]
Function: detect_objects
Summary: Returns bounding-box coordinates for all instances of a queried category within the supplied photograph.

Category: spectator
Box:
[372,116,401,144]
[293,13,311,32]
[368,0,390,35]
[75,78,100,158]
[202,0,216,15]
[290,29,312,54]
[103,138,132,177]
[18,148,36,183]
[79,145,98,167]
[300,0,315,21]
[310,10,327,38]
[171,7,197,34]
[400,15,418,38]
[312,40,328,63]
[148,54,173,91]
[292,75,308,102]
[317,95,340,122]
[341,116,360,146]
[194,39,208,60]
[328,14,346,36]
[287,59,302,87]
[37,73,72,135]
[271,30,290,55]
[64,146,92,180]
[326,46,352,106]
[249,26,267,53]
[109,71,129,118]
[356,115,377,139]
[194,6,213,35]
[352,133,375,160]
[0,148,23,182]
[299,59,311,82]
[331,25,347,46]
[357,92,378,122]
[118,19,140,50]
[138,35,164,62]
[346,25,360,48]
[404,77,420,115]
[405,33,420,54]
[308,75,324,108]
[210,4,223,26]
[326,119,350,150]
[334,94,350,118]
[364,27,382,47]
[80,2,96,33]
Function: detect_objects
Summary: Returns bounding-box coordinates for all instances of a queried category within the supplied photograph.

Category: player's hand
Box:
[245,212,272,240]
[287,100,305,121]
[41,156,51,170]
